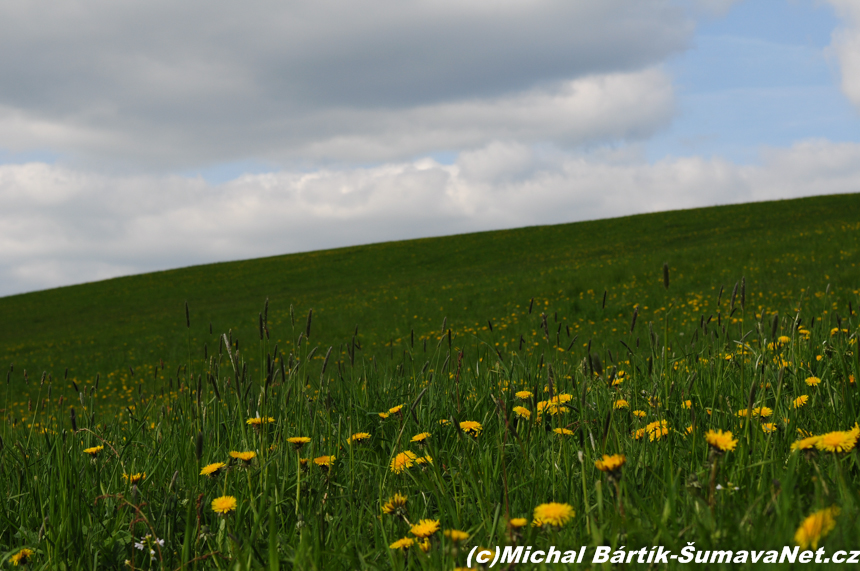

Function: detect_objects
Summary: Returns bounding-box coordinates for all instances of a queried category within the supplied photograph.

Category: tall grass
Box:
[1,274,859,569]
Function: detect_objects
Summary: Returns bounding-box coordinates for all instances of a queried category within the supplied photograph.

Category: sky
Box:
[1,0,859,297]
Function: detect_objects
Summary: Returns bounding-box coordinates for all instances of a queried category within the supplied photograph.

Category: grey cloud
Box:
[2,139,860,297]
[0,1,692,169]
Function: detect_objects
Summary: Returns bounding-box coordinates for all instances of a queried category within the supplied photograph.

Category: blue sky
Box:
[1,0,859,296]
[647,0,860,163]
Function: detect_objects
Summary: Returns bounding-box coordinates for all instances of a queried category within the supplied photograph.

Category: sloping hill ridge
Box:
[1,193,859,406]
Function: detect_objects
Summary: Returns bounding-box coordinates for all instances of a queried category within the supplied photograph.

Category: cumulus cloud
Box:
[2,140,859,297]
[827,0,860,110]
[0,0,691,169]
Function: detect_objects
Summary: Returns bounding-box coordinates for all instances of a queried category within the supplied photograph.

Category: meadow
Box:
[0,193,859,569]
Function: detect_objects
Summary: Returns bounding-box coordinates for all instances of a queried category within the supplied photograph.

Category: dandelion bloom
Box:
[378,412,390,419]
[795,507,839,550]
[533,502,575,527]
[287,436,311,450]
[553,428,574,436]
[753,407,773,418]
[389,405,404,415]
[459,420,482,436]
[411,432,431,443]
[381,493,407,515]
[123,472,146,484]
[438,419,451,426]
[415,455,433,466]
[444,529,469,542]
[313,455,335,469]
[793,395,809,409]
[682,400,692,409]
[705,429,737,452]
[685,425,694,434]
[512,406,531,420]
[419,538,431,553]
[508,518,528,528]
[229,451,256,463]
[631,428,646,440]
[390,451,418,474]
[348,432,371,444]
[200,462,226,477]
[815,430,858,453]
[515,390,533,400]
[389,537,414,550]
[246,416,274,426]
[632,410,646,418]
[613,399,629,409]
[761,423,777,433]
[805,376,822,387]
[791,435,821,451]
[777,335,791,344]
[83,445,104,456]
[646,420,669,441]
[594,454,626,473]
[211,495,237,514]
[410,519,440,538]
[9,548,34,566]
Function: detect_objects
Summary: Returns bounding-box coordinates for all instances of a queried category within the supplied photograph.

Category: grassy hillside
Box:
[1,193,859,423]
[1,193,860,569]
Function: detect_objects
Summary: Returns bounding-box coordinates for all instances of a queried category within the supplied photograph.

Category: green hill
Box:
[1,193,858,422]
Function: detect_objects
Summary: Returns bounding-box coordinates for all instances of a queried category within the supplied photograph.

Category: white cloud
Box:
[827,0,860,110]
[2,139,859,297]
[0,0,691,169]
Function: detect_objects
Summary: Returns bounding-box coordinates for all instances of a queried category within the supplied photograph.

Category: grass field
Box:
[0,193,859,569]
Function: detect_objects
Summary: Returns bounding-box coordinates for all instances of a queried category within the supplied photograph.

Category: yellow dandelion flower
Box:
[200,462,226,477]
[685,424,694,434]
[512,406,531,420]
[515,390,533,399]
[410,519,440,538]
[390,451,417,474]
[682,400,692,409]
[211,495,237,514]
[381,493,407,515]
[389,537,414,550]
[287,436,311,450]
[415,455,433,465]
[815,430,858,453]
[791,435,821,451]
[533,502,575,527]
[83,445,104,456]
[410,432,431,443]
[753,406,773,418]
[348,432,371,444]
[9,548,34,566]
[793,395,809,409]
[777,335,791,344]
[444,529,469,542]
[313,455,335,469]
[761,423,777,433]
[795,507,839,550]
[419,538,431,553]
[378,412,390,419]
[594,454,626,472]
[613,399,629,409]
[508,517,528,528]
[553,428,574,436]
[246,416,274,426]
[389,405,404,415]
[631,428,646,440]
[705,429,737,452]
[646,420,669,441]
[438,419,451,426]
[229,451,256,462]
[459,420,482,436]
[123,472,146,484]
[805,376,821,387]
[632,410,646,418]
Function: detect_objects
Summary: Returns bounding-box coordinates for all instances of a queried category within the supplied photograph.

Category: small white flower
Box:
[134,542,145,550]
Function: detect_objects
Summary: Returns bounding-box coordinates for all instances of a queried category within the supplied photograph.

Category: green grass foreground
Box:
[0,193,859,569]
